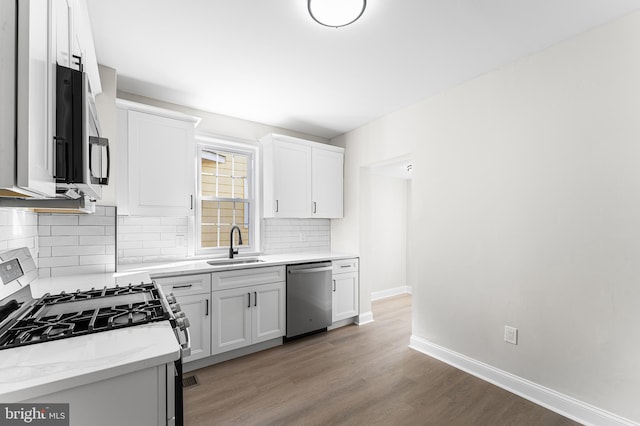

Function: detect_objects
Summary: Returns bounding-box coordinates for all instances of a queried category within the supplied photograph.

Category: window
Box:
[196,137,257,254]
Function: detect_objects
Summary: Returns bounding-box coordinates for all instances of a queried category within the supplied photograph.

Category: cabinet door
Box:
[53,0,71,67]
[332,272,359,322]
[16,0,56,197]
[127,110,195,216]
[272,141,311,217]
[252,282,285,344]
[312,148,343,218]
[211,288,252,354]
[176,293,211,363]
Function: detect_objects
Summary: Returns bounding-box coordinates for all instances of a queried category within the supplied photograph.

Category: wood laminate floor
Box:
[184,295,581,425]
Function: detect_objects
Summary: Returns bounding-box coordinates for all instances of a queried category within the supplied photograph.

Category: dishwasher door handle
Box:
[288,266,333,274]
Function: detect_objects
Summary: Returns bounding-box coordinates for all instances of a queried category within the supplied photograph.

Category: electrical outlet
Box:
[504,326,518,345]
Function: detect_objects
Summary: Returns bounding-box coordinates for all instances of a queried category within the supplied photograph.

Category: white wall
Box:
[116,92,328,144]
[94,65,117,206]
[332,11,640,423]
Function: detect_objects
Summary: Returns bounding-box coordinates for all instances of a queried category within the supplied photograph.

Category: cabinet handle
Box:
[254,291,257,307]
[333,280,336,292]
[313,201,317,214]
[205,299,209,316]
[190,195,194,210]
[340,264,351,268]
[172,284,193,289]
[72,54,83,71]
[248,292,251,308]
[275,200,279,213]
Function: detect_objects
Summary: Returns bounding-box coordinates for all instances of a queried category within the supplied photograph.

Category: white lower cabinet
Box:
[211,281,285,355]
[155,274,212,363]
[175,293,211,362]
[332,258,359,322]
[25,363,175,426]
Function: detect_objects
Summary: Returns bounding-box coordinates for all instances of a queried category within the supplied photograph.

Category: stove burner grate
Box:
[0,283,171,350]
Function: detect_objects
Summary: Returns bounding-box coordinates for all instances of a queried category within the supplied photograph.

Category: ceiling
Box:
[86,1,640,139]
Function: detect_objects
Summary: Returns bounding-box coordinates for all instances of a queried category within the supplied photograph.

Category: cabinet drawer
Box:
[154,273,212,296]
[211,266,285,291]
[332,258,359,274]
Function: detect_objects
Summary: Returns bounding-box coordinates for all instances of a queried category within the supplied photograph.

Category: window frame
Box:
[195,134,260,256]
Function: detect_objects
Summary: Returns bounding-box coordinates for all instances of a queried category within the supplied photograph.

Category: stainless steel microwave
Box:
[55,64,110,200]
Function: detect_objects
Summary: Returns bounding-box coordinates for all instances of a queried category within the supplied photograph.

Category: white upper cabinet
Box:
[14,0,56,197]
[271,139,312,217]
[69,0,100,94]
[53,0,71,68]
[117,101,199,216]
[311,147,343,218]
[260,134,344,219]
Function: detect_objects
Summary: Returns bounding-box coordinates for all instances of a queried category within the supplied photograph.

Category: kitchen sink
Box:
[206,257,265,266]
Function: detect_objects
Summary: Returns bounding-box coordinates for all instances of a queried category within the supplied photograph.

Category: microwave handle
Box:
[89,136,110,185]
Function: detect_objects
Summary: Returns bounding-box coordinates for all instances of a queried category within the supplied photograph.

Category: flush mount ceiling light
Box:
[308,0,367,28]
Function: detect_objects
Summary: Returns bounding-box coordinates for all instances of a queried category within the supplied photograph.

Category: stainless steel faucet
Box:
[229,225,242,259]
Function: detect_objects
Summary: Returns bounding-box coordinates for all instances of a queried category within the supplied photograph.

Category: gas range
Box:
[0,248,189,352]
[0,282,171,350]
[0,247,190,425]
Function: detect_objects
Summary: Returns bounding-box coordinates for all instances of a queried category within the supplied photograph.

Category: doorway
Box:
[360,156,413,304]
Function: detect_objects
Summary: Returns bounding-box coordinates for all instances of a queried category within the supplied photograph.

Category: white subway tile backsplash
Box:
[143,240,178,249]
[161,217,187,226]
[50,265,108,277]
[123,247,162,258]
[37,207,116,276]
[79,235,116,245]
[51,226,106,236]
[53,245,106,256]
[117,215,188,264]
[39,215,79,226]
[39,236,79,247]
[80,255,115,266]
[79,215,116,226]
[117,240,143,249]
[120,216,162,226]
[118,225,143,233]
[1,209,330,273]
[7,237,37,250]
[39,256,79,268]
[118,233,161,242]
[118,256,143,265]
[262,218,331,255]
[143,225,179,233]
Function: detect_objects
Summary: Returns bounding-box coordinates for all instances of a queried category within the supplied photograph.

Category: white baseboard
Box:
[409,335,638,426]
[356,311,374,325]
[371,286,413,301]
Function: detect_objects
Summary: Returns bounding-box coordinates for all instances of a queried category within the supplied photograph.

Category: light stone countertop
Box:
[0,322,180,403]
[1,251,358,402]
[116,251,358,280]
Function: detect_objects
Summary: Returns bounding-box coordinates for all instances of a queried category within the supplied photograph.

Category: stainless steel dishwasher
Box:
[286,261,333,338]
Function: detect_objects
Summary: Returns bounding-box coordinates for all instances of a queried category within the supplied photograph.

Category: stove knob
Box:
[176,317,190,330]
[166,295,177,304]
[175,312,186,319]
[170,303,181,312]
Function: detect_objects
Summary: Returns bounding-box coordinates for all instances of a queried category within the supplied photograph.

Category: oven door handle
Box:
[179,326,191,358]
